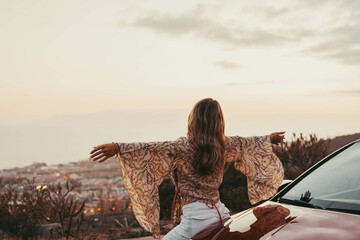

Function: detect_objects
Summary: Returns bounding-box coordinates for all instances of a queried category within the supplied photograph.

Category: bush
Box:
[219,163,251,213]
[0,179,47,239]
[0,179,84,239]
[159,178,175,220]
[273,133,331,179]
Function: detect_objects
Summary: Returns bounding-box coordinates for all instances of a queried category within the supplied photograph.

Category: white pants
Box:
[162,201,230,240]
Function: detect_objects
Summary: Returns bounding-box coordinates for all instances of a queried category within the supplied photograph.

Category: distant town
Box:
[0,158,130,217]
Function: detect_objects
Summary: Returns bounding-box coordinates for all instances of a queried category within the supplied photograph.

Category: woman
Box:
[90,98,285,239]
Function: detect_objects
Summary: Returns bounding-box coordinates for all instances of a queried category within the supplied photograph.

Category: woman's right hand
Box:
[270,132,286,145]
[90,143,118,163]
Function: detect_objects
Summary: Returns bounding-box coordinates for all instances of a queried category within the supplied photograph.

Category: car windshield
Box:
[278,141,360,214]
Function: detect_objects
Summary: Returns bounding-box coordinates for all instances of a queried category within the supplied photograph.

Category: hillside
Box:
[328,132,360,152]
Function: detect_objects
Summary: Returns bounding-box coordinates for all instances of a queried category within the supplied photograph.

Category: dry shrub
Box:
[273,133,331,180]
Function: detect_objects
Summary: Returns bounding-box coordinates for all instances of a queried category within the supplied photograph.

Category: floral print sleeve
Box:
[226,135,284,205]
[115,138,185,239]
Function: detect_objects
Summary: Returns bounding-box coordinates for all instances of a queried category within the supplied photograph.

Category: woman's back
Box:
[174,137,224,206]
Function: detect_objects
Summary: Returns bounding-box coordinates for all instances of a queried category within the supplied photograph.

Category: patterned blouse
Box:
[115,135,284,238]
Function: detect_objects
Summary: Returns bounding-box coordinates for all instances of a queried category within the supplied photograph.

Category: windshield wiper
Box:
[278,197,323,209]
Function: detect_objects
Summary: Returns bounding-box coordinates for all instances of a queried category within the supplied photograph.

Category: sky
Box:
[0,0,359,170]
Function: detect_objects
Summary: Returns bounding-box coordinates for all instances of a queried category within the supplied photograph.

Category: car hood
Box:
[221,201,360,240]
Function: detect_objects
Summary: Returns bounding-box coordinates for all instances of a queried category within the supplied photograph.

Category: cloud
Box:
[306,26,360,65]
[126,0,360,64]
[216,61,242,70]
[302,1,360,65]
[132,10,207,36]
[130,5,302,47]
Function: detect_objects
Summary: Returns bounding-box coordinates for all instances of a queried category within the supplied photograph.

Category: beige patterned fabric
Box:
[115,135,284,238]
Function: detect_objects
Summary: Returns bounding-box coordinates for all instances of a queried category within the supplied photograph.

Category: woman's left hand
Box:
[90,143,118,163]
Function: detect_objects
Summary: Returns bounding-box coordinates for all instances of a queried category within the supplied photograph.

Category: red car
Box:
[193,139,360,240]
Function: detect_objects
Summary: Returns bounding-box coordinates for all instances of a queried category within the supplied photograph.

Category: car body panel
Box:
[219,201,360,240]
[198,140,360,240]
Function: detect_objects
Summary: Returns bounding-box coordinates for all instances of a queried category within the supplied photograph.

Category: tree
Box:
[0,179,86,239]
[42,180,85,238]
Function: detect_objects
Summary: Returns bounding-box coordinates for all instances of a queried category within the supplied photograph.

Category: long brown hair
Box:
[187,98,225,175]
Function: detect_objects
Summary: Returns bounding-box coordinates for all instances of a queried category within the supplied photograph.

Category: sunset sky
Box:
[1,0,359,169]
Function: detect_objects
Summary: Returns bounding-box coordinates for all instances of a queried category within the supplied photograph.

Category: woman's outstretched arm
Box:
[89,138,186,239]
[225,132,285,205]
